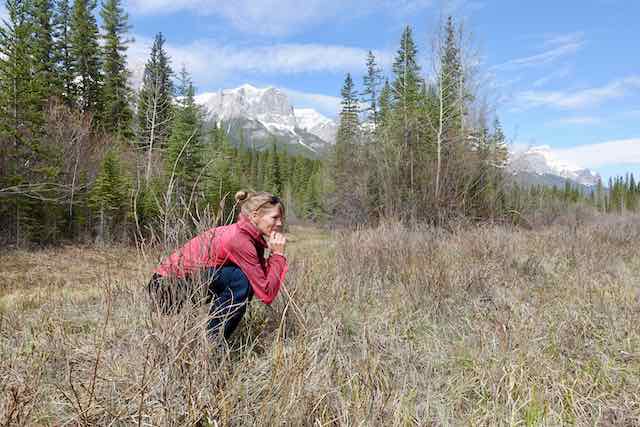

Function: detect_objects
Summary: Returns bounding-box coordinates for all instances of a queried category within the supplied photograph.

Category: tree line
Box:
[0,0,323,246]
[1,3,636,246]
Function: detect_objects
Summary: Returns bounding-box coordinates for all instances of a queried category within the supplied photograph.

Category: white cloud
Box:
[513,76,640,110]
[282,88,341,118]
[552,139,640,168]
[127,0,435,36]
[495,32,584,70]
[547,116,601,126]
[531,66,572,88]
[129,34,391,89]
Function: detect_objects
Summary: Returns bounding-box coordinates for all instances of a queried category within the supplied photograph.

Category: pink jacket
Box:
[154,215,288,304]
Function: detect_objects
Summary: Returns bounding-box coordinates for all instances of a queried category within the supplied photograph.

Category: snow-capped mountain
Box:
[294,108,338,144]
[195,84,337,155]
[508,145,601,187]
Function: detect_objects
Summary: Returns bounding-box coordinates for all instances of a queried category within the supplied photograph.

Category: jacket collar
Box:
[237,214,268,247]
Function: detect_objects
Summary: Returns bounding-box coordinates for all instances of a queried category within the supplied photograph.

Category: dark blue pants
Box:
[205,265,253,339]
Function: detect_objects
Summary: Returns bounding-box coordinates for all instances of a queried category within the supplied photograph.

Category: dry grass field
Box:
[1,217,639,425]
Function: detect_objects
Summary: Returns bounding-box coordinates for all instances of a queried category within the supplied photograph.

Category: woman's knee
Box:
[220,265,252,301]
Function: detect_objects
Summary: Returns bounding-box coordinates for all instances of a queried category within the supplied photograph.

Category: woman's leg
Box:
[206,265,253,340]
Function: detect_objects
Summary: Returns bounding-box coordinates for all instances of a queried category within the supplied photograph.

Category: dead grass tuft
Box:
[1,216,639,425]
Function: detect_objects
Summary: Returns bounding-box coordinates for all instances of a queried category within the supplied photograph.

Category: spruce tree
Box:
[137,32,173,182]
[440,16,465,141]
[362,50,383,125]
[53,0,76,106]
[70,0,102,117]
[392,25,421,131]
[391,25,422,215]
[100,0,132,138]
[89,148,129,242]
[334,73,359,223]
[165,67,204,200]
[31,0,58,102]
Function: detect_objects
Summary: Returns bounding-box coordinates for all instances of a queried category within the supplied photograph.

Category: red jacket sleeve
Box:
[225,237,288,305]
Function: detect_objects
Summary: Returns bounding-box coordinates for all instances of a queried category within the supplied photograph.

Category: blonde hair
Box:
[235,190,285,218]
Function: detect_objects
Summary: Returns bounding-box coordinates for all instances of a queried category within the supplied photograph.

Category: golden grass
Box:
[1,217,639,425]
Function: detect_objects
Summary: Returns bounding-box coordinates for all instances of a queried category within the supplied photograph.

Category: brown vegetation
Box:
[1,218,639,425]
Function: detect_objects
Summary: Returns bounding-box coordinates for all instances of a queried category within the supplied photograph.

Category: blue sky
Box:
[3,0,638,181]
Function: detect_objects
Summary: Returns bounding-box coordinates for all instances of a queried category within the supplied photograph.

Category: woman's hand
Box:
[268,231,286,256]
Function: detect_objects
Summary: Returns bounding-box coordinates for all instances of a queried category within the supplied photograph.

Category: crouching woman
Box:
[147,191,287,341]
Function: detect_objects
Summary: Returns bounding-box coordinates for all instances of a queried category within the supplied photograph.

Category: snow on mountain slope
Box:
[195,84,337,147]
[508,145,601,186]
[294,108,337,144]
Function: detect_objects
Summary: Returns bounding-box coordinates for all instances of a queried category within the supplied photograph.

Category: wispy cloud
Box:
[552,139,640,168]
[494,32,584,70]
[547,116,602,126]
[513,76,640,110]
[531,65,572,88]
[129,34,391,89]
[282,88,341,117]
[127,0,436,36]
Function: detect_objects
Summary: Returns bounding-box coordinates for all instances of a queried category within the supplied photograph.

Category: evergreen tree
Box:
[377,79,392,126]
[70,0,102,117]
[100,0,132,138]
[391,25,423,215]
[137,32,173,182]
[53,0,76,106]
[31,0,58,102]
[439,16,465,142]
[334,73,360,223]
[264,141,282,194]
[361,50,383,125]
[89,147,129,242]
[392,25,422,145]
[165,67,204,200]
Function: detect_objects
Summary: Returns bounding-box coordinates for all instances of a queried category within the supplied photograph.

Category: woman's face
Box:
[252,205,283,236]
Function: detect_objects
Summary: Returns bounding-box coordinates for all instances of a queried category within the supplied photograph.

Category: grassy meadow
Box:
[1,216,639,425]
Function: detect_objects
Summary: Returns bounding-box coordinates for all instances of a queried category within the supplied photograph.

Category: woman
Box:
[147,190,287,341]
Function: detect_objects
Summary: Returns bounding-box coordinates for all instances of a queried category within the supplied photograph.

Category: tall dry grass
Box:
[1,217,639,425]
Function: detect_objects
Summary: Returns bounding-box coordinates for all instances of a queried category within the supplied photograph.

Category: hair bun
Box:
[235,190,250,203]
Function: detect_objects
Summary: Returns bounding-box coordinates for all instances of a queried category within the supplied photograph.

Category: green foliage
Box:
[361,50,383,125]
[70,0,101,116]
[89,148,130,241]
[54,0,76,106]
[137,32,173,152]
[165,67,204,200]
[100,0,132,138]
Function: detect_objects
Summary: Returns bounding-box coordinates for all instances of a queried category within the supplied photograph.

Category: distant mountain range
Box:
[195,84,337,157]
[194,84,601,189]
[507,145,601,190]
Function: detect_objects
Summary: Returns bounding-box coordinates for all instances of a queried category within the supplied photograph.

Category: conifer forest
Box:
[2,1,638,246]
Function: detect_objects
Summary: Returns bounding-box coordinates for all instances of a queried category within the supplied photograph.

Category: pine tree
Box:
[361,50,383,125]
[53,0,76,106]
[391,25,423,215]
[137,32,173,183]
[31,0,58,102]
[392,25,421,139]
[334,73,359,223]
[100,0,132,138]
[264,141,282,194]
[89,148,129,242]
[440,16,466,142]
[165,67,204,200]
[70,0,101,117]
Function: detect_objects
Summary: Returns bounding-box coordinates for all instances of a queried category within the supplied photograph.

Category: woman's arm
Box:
[225,237,288,305]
